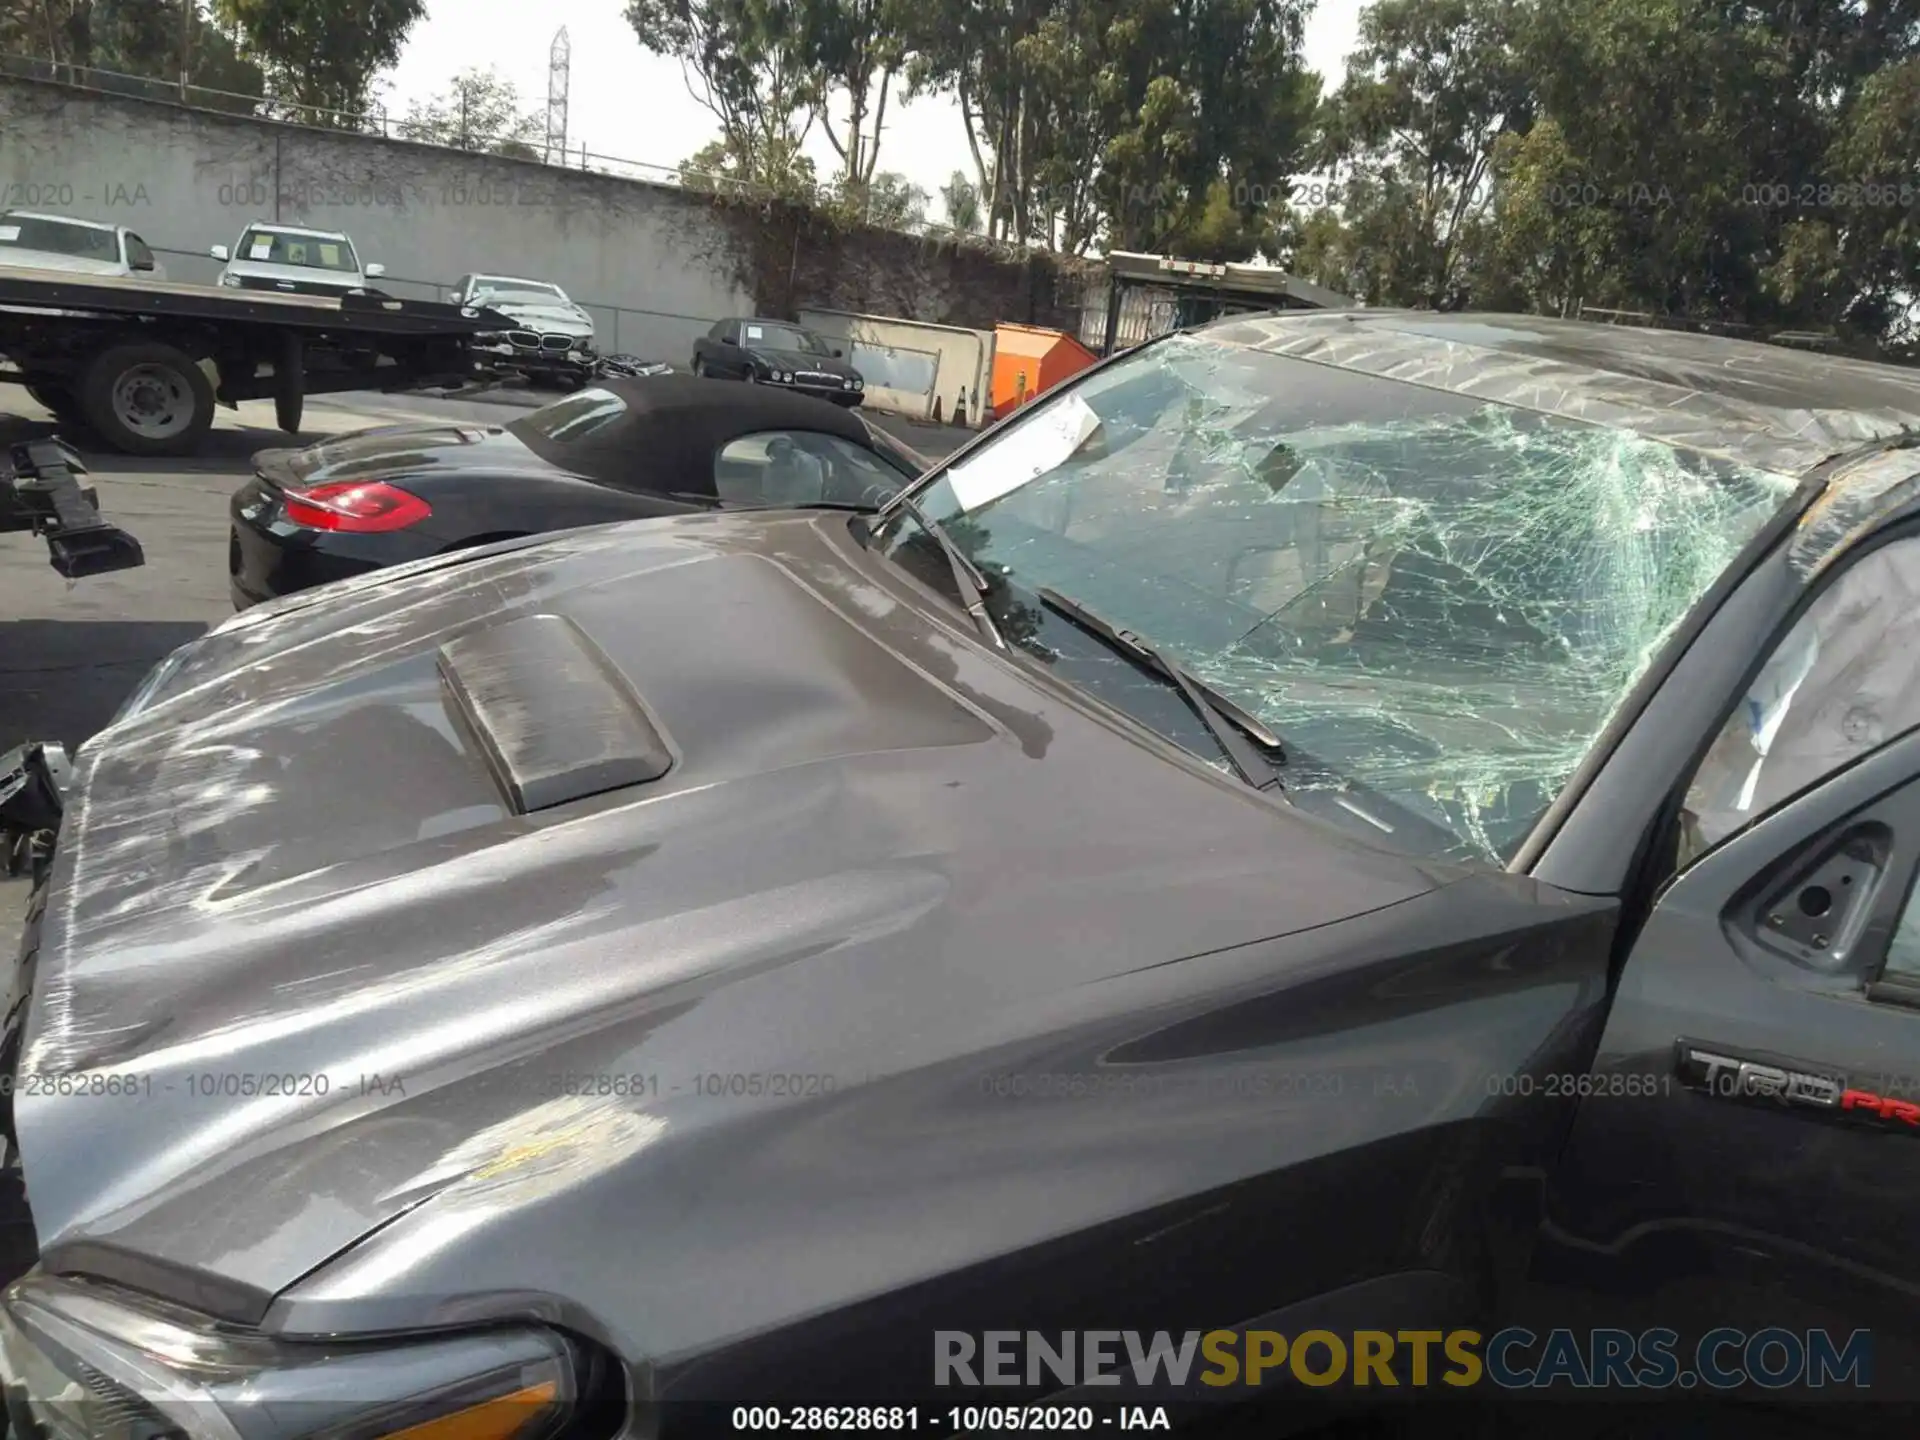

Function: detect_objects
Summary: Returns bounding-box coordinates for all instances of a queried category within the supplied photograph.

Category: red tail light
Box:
[282,480,431,533]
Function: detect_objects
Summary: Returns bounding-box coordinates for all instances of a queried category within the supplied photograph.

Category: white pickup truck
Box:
[210,222,384,298]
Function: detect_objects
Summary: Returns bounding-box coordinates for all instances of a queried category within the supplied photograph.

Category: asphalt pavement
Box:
[0,383,970,945]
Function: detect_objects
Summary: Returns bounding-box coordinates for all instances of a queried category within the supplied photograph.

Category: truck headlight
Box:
[0,1274,583,1440]
[219,273,242,288]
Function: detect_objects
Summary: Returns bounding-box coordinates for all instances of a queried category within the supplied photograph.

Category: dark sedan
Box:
[691,316,865,405]
[228,375,922,608]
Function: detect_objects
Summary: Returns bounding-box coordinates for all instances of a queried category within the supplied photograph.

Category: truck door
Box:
[1532,527,1920,1394]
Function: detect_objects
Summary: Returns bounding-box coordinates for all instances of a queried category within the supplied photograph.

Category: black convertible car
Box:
[228,375,922,607]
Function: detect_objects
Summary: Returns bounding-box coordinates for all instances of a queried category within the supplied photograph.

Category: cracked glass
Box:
[880,333,1798,865]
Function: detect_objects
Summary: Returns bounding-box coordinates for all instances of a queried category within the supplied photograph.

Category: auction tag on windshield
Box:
[745,325,765,340]
[318,244,343,267]
[948,392,1102,511]
[249,238,274,260]
[0,226,20,242]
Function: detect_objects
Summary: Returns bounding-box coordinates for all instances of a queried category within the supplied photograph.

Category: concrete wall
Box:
[0,77,1082,365]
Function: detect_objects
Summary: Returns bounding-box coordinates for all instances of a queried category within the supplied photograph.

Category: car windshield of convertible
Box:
[509,388,630,444]
[874,332,1797,866]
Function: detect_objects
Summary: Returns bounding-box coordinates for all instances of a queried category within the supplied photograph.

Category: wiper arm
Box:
[871,490,1005,649]
[673,495,880,513]
[1036,587,1287,796]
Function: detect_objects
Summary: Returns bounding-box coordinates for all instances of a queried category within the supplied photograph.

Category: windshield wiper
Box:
[1036,588,1287,796]
[856,491,1004,649]
[676,494,880,512]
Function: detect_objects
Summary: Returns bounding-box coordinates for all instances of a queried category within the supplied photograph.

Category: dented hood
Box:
[13,511,1442,1338]
[473,298,594,335]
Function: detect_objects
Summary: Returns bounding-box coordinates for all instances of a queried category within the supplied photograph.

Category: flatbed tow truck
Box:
[0,265,512,457]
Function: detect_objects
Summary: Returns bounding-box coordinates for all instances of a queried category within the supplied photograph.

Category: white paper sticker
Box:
[249,238,274,260]
[0,226,20,242]
[744,325,765,341]
[947,392,1102,512]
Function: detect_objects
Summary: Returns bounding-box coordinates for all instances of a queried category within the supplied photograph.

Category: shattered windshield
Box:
[877,333,1798,865]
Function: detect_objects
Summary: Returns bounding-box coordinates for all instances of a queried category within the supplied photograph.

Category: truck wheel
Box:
[78,342,215,457]
[24,384,85,430]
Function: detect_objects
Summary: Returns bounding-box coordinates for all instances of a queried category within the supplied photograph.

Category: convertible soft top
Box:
[507,374,874,491]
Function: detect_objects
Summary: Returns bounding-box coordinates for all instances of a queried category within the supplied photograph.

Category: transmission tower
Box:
[546,28,571,166]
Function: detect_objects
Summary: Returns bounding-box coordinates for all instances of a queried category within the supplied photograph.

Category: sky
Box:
[378,0,1370,224]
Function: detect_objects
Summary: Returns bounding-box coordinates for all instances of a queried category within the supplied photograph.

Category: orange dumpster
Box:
[989,323,1097,420]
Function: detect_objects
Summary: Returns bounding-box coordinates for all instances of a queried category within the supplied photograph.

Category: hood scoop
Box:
[439,613,673,814]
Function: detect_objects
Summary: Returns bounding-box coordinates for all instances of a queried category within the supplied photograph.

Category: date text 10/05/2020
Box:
[972,1071,1672,1101]
[718,1320,1875,1435]
[0,1068,1767,1105]
[0,1071,845,1101]
[730,1407,1173,1432]
[25,1062,1920,1108]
